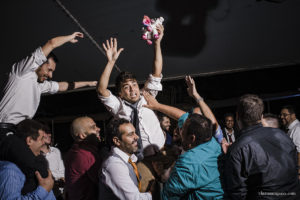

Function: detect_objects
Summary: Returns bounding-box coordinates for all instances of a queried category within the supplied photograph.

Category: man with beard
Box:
[99,118,154,200]
[0,32,97,139]
[280,105,300,178]
[158,113,172,145]
[65,116,102,200]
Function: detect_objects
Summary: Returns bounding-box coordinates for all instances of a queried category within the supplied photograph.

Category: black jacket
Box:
[225,124,300,200]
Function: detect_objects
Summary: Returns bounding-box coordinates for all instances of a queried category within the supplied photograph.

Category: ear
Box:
[189,134,196,143]
[78,132,86,140]
[26,136,33,146]
[112,136,121,147]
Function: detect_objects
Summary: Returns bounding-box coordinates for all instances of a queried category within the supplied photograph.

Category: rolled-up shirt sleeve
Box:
[39,81,59,94]
[143,74,163,98]
[98,90,121,116]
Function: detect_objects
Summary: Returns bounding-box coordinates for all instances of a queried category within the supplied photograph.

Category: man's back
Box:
[162,138,224,200]
[225,124,299,200]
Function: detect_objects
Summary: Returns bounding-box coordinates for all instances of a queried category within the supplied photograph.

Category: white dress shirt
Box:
[100,147,152,200]
[98,74,165,149]
[224,128,235,143]
[44,146,65,180]
[287,119,300,152]
[0,47,59,124]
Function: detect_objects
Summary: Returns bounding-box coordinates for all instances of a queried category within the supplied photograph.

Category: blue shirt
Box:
[0,161,56,200]
[162,138,224,200]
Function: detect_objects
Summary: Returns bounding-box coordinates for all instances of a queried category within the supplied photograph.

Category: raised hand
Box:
[69,32,84,43]
[102,38,124,62]
[154,24,164,44]
[185,75,201,100]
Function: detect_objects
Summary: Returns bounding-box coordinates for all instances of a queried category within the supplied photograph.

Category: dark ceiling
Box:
[1,0,300,122]
[1,0,300,83]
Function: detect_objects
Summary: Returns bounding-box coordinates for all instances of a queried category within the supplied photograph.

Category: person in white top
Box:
[97,25,165,159]
[40,125,65,181]
[280,105,300,177]
[99,118,153,200]
[0,32,97,138]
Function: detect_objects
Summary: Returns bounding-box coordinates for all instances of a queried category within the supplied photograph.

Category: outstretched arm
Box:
[58,81,97,92]
[97,38,124,97]
[42,32,84,57]
[152,24,164,77]
[143,91,185,120]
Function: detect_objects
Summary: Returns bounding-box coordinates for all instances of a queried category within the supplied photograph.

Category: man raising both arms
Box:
[97,25,165,160]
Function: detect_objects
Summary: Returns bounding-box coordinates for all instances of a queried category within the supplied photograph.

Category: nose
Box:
[48,72,53,79]
[96,126,101,133]
[134,133,139,140]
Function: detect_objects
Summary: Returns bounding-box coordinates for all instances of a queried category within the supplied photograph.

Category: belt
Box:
[0,123,16,135]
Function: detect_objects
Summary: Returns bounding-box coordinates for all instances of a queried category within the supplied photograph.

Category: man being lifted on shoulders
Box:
[97,25,165,160]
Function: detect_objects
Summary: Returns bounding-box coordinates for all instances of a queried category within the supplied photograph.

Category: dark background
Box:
[1,0,299,153]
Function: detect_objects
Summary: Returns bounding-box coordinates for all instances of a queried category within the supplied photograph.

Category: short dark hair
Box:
[16,119,45,141]
[157,112,169,123]
[47,52,59,64]
[106,118,131,147]
[115,71,137,93]
[237,94,264,127]
[282,105,296,115]
[185,114,213,145]
[224,113,234,119]
[37,120,51,133]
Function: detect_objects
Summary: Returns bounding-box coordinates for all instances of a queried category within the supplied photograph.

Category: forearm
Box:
[198,100,218,125]
[155,103,185,121]
[97,61,115,97]
[42,35,74,57]
[152,42,162,77]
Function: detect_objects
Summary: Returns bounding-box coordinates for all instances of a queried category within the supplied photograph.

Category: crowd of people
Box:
[0,25,299,200]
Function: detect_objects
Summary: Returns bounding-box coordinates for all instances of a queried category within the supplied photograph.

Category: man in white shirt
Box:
[40,124,64,181]
[97,25,165,159]
[99,118,153,200]
[222,113,236,144]
[280,105,300,177]
[0,32,97,138]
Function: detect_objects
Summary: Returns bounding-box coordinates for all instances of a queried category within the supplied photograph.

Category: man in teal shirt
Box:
[162,114,224,200]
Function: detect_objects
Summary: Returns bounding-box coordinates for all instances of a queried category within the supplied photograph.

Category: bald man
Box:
[64,116,101,200]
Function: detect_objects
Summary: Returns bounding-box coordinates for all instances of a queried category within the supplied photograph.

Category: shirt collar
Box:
[113,147,138,163]
[288,119,299,130]
[225,128,234,135]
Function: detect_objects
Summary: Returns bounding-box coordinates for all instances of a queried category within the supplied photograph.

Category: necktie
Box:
[228,134,233,143]
[125,101,144,160]
[128,158,141,191]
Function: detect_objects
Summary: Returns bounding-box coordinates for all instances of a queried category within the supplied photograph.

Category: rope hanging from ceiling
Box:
[54,0,121,72]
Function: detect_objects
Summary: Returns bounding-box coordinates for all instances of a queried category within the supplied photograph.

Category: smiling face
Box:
[161,116,171,132]
[280,108,296,127]
[225,116,235,129]
[35,57,56,82]
[119,79,140,103]
[27,129,46,156]
[82,118,101,141]
[114,123,139,156]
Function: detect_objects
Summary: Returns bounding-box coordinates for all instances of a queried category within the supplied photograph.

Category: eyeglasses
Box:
[280,113,291,117]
